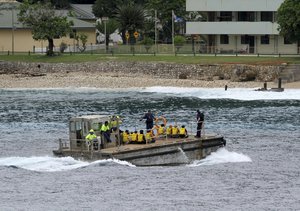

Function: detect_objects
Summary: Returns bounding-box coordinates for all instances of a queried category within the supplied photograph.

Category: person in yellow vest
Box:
[157,124,166,136]
[122,130,130,144]
[110,115,122,131]
[137,130,146,144]
[85,129,98,150]
[179,125,188,138]
[166,125,173,138]
[171,125,179,138]
[146,129,156,143]
[101,121,112,143]
[130,131,138,144]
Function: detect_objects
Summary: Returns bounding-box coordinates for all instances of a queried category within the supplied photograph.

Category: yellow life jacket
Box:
[158,126,165,135]
[137,134,144,142]
[123,132,129,142]
[180,128,186,135]
[101,124,110,132]
[172,127,178,135]
[85,133,97,141]
[166,127,172,135]
[131,133,137,142]
[145,132,152,141]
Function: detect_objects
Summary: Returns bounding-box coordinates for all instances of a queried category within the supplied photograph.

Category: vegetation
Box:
[18,0,73,56]
[96,19,120,50]
[174,35,186,52]
[140,37,154,53]
[277,0,300,43]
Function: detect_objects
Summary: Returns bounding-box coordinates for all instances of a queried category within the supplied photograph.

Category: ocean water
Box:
[0,87,299,210]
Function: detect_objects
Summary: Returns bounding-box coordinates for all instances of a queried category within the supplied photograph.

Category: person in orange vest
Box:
[179,125,188,138]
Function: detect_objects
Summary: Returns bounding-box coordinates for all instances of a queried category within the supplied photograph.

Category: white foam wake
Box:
[188,148,252,167]
[140,87,300,101]
[0,156,135,172]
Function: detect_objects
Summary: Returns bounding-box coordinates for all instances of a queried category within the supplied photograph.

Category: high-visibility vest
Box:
[166,127,172,135]
[172,127,178,135]
[137,134,144,142]
[158,126,165,135]
[85,133,97,141]
[145,132,152,141]
[180,128,186,135]
[131,133,137,141]
[101,124,110,132]
[123,132,129,142]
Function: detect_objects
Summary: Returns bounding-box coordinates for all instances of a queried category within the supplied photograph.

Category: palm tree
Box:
[96,18,120,50]
[115,4,146,45]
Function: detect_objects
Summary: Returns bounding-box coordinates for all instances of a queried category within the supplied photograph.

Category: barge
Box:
[53,115,226,166]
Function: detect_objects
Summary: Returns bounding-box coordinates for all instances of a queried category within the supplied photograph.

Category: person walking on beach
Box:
[141,110,155,130]
[195,110,204,137]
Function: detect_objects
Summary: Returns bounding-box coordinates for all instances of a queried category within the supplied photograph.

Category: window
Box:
[241,35,248,44]
[238,12,255,21]
[284,37,293,44]
[261,35,269,44]
[261,12,273,21]
[220,35,229,44]
[219,12,232,21]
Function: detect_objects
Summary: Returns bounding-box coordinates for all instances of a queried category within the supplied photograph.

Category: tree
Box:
[18,0,73,56]
[115,3,146,45]
[92,0,122,18]
[96,18,119,50]
[16,0,70,9]
[174,35,185,52]
[140,37,154,53]
[277,0,300,43]
[146,0,186,42]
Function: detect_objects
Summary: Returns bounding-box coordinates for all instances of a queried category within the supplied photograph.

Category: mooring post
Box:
[278,78,282,89]
[264,81,267,90]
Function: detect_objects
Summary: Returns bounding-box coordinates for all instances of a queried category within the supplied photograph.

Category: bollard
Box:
[225,85,228,91]
[278,78,282,89]
[264,81,267,90]
[28,51,30,56]
[8,50,10,55]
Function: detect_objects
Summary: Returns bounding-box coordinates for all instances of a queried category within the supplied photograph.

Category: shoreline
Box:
[1,71,300,89]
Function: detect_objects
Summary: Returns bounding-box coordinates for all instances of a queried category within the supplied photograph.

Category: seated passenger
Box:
[171,125,179,138]
[179,125,188,138]
[157,124,166,136]
[130,131,138,144]
[166,125,173,138]
[146,129,156,143]
[122,130,130,144]
[137,130,146,144]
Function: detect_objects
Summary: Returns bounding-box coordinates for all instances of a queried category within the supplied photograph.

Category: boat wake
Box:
[188,148,252,167]
[0,156,135,172]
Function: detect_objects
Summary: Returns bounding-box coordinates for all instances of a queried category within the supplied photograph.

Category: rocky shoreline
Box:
[0,61,299,89]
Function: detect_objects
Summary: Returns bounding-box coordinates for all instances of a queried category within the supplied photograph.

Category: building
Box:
[186,0,299,54]
[0,2,96,53]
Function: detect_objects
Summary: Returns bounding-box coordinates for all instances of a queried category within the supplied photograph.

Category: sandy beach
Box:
[1,71,300,89]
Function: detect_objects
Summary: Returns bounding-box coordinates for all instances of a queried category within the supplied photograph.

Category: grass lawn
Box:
[1,53,300,64]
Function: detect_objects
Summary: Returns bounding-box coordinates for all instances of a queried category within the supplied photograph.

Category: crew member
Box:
[146,129,156,143]
[130,131,138,144]
[122,130,130,144]
[157,124,166,136]
[166,125,173,138]
[101,121,112,143]
[141,110,155,130]
[85,129,98,150]
[195,110,204,137]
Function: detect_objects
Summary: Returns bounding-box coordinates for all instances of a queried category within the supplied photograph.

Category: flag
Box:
[173,11,184,23]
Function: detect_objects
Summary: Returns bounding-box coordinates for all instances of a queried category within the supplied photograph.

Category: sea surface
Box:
[0,87,299,211]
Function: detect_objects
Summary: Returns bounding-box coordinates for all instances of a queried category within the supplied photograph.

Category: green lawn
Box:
[1,53,300,64]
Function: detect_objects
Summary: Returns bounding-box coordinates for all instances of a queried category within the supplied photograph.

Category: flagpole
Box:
[172,10,175,53]
[155,10,157,53]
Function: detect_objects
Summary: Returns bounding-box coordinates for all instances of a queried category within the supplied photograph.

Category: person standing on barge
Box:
[141,110,155,130]
[195,110,204,137]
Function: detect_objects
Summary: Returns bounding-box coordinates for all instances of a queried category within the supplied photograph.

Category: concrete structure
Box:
[186,0,299,54]
[0,2,96,53]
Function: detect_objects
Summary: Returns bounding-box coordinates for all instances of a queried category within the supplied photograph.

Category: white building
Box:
[186,0,299,54]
